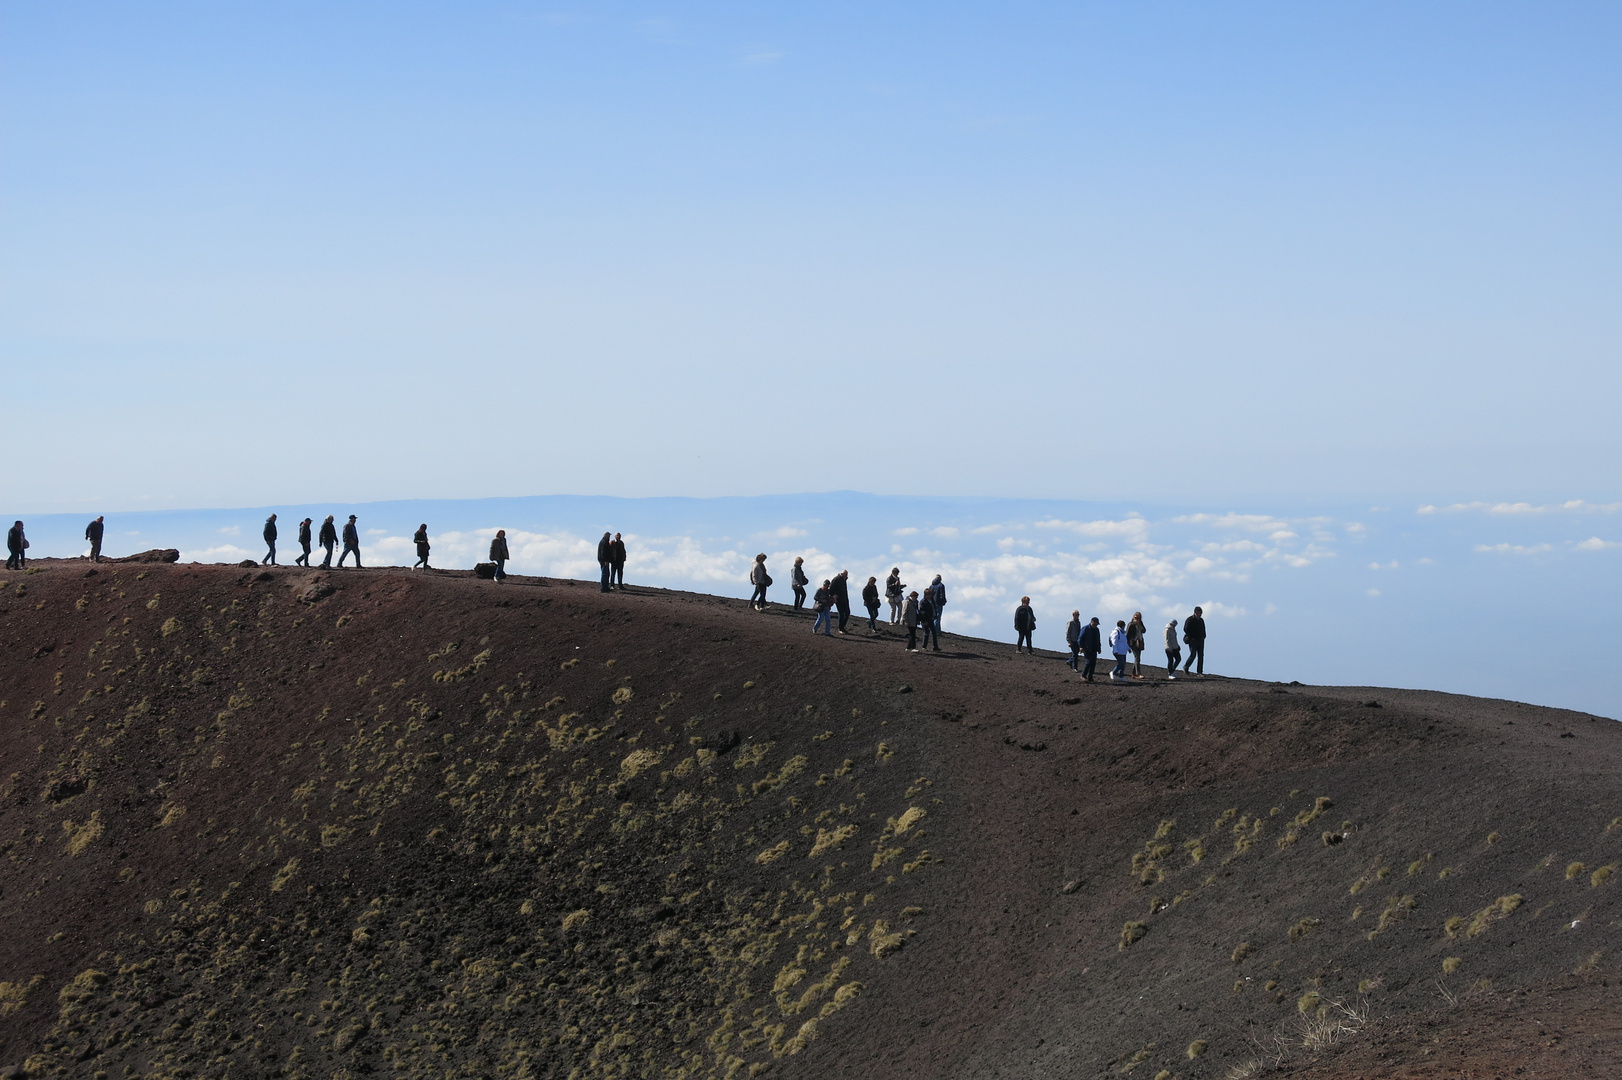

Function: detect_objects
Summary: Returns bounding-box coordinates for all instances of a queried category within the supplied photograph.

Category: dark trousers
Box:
[906,624,918,650]
[1083,652,1098,680]
[836,605,850,632]
[90,542,102,562]
[5,550,21,570]
[866,605,879,631]
[1111,652,1127,677]
[612,562,624,586]
[263,542,276,565]
[495,558,507,581]
[921,623,939,650]
[1184,640,1204,673]
[414,544,429,568]
[1017,630,1033,652]
[320,541,335,568]
[295,542,311,567]
[1068,645,1080,669]
[751,583,768,607]
[1166,649,1181,675]
[793,585,806,609]
[339,543,361,568]
[599,561,612,591]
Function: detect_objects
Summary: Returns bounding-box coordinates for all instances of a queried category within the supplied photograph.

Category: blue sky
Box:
[4,2,1619,511]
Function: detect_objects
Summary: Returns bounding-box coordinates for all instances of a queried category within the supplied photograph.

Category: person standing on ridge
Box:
[862,575,881,633]
[929,575,947,635]
[490,530,510,582]
[918,589,940,652]
[338,515,362,568]
[1164,619,1182,680]
[596,532,613,592]
[318,515,338,568]
[885,568,904,624]
[791,557,809,610]
[1014,597,1037,653]
[295,518,313,566]
[85,516,105,562]
[1182,606,1207,675]
[749,553,771,610]
[262,514,278,566]
[6,521,27,570]
[811,580,835,636]
[1108,620,1130,680]
[831,570,852,634]
[903,590,921,652]
[611,533,627,588]
[413,524,431,569]
[1080,617,1103,683]
[1127,611,1147,678]
[1065,610,1082,671]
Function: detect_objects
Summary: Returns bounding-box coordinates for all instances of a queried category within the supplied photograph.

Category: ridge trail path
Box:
[1,560,1618,1079]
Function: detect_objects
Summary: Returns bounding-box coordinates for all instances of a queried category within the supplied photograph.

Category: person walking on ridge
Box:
[1127,611,1147,678]
[6,521,27,570]
[929,575,947,635]
[749,554,771,610]
[262,514,278,566]
[1108,620,1130,680]
[1014,597,1037,653]
[903,590,921,652]
[1182,606,1207,674]
[862,575,881,633]
[338,515,362,568]
[85,516,105,563]
[318,515,338,568]
[295,518,313,566]
[611,533,627,588]
[490,530,510,582]
[1164,619,1182,679]
[791,557,808,610]
[1065,610,1082,670]
[412,524,431,569]
[831,570,852,634]
[811,580,835,636]
[918,590,940,651]
[1080,617,1102,682]
[597,532,613,592]
[885,568,904,624]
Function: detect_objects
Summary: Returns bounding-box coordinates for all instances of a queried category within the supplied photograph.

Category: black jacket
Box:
[1014,604,1035,633]
[6,526,23,553]
[1079,623,1102,654]
[490,537,510,561]
[342,522,359,547]
[299,521,312,545]
[831,575,850,609]
[264,518,277,542]
[918,596,936,623]
[413,527,429,548]
[861,582,880,609]
[597,535,613,563]
[610,539,626,564]
[318,521,337,546]
[793,565,809,588]
[1184,614,1207,643]
[86,520,104,543]
[885,572,902,598]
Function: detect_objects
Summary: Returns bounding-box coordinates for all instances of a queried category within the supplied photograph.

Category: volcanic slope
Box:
[2,561,1621,1080]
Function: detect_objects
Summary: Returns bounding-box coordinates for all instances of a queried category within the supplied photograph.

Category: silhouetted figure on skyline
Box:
[85,516,105,562]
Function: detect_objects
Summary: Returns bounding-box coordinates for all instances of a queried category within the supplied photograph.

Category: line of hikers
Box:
[1042,604,1207,681]
[748,554,950,650]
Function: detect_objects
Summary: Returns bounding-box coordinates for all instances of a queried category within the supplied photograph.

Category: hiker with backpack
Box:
[749,554,772,610]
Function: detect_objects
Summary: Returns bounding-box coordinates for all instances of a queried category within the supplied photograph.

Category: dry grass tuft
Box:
[0,975,44,1017]
[1119,921,1148,950]
[611,686,633,704]
[1592,864,1617,888]
[1154,818,1177,840]
[1299,998,1371,1051]
[1288,917,1322,942]
[61,811,104,855]
[1187,1039,1208,1059]
[1366,894,1416,939]
[1464,894,1522,937]
[1231,941,1254,964]
[1566,861,1587,881]
[1442,956,1462,974]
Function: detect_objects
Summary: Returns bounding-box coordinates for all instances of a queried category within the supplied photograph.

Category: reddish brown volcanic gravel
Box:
[1,559,1619,1079]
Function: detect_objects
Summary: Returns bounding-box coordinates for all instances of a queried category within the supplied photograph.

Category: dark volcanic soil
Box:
[1,559,1619,1079]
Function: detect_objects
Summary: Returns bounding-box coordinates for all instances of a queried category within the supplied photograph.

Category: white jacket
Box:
[1108,627,1129,655]
[1165,622,1180,650]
